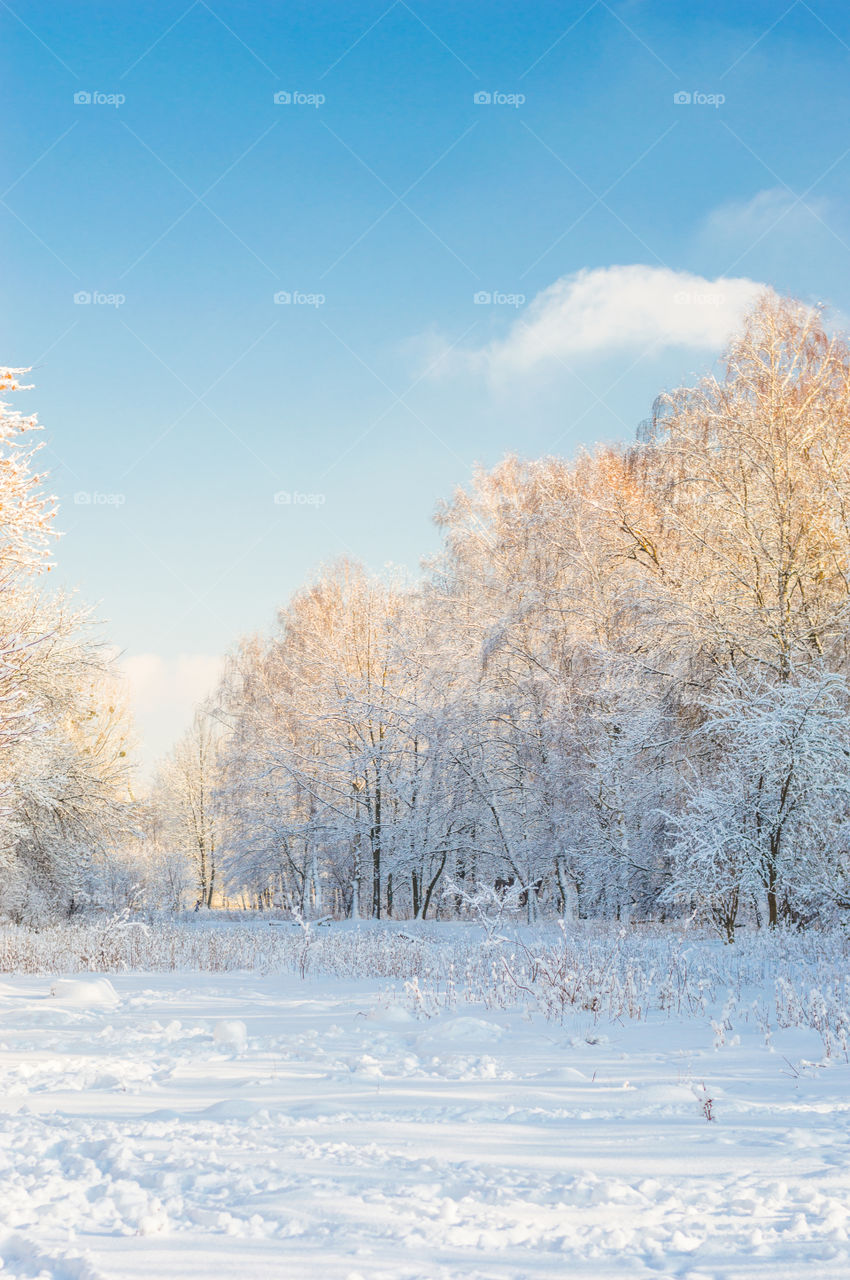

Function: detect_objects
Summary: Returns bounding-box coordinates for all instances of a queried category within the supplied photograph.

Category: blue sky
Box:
[4,0,850,767]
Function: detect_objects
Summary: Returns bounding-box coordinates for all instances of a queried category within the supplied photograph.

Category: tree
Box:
[665,671,850,936]
[0,368,57,761]
[0,368,144,922]
[641,295,850,680]
[152,712,220,907]
[0,594,136,920]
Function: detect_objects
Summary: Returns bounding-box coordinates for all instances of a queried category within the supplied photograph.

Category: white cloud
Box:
[459,265,765,378]
[121,652,224,777]
[694,189,848,309]
[700,187,833,251]
[123,652,223,709]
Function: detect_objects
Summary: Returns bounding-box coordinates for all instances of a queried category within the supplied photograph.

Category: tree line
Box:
[6,292,850,938]
[149,293,850,936]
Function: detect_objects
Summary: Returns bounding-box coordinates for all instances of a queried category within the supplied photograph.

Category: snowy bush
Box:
[0,916,849,1058]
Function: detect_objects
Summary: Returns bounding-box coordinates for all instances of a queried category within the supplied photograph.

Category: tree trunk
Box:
[421,853,447,920]
[371,781,382,919]
[371,843,381,920]
[766,837,779,927]
[350,834,361,919]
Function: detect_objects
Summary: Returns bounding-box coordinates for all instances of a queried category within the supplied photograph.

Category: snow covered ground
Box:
[0,930,849,1278]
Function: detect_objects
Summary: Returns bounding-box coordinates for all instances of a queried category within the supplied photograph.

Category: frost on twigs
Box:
[442,878,525,948]
[0,367,57,583]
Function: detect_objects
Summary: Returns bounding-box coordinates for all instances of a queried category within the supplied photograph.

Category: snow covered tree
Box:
[151,712,220,908]
[0,370,143,920]
[665,671,850,936]
[642,295,850,680]
[0,368,57,763]
[0,595,136,921]
[164,293,850,930]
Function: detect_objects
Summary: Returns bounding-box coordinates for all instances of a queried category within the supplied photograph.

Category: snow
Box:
[211,1021,247,1054]
[49,978,120,1010]
[0,947,849,1278]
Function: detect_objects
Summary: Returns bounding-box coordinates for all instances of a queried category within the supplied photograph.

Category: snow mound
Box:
[202,1099,259,1119]
[49,978,119,1009]
[535,1065,588,1082]
[0,1232,105,1279]
[213,1019,247,1053]
[423,1017,504,1044]
[366,1004,415,1024]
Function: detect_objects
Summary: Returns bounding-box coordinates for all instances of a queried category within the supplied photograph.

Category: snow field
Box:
[0,929,849,1278]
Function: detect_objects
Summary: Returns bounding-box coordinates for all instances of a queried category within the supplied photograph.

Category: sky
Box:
[4,0,850,771]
